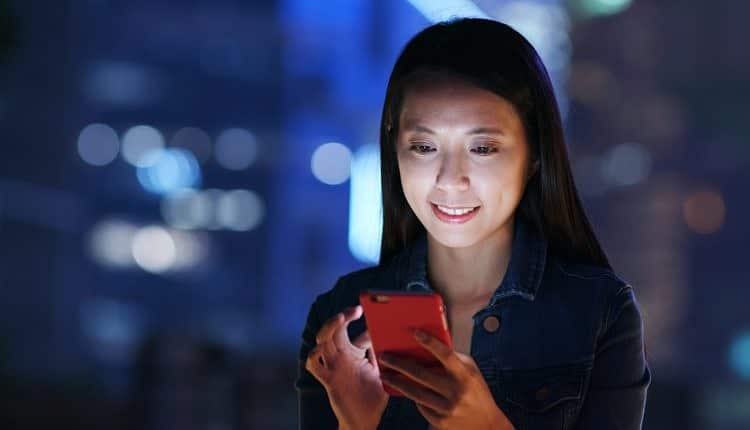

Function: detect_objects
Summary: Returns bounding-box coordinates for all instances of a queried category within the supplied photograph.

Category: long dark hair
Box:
[377,17,611,270]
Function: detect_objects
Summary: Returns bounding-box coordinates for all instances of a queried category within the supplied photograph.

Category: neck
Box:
[426,218,515,309]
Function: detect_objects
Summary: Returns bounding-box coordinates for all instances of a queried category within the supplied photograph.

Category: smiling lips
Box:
[431,203,480,224]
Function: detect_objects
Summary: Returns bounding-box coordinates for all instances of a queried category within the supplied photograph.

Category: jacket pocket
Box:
[494,360,592,430]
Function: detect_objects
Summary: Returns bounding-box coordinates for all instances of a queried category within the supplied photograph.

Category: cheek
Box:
[474,161,527,200]
[398,158,434,209]
[399,163,428,198]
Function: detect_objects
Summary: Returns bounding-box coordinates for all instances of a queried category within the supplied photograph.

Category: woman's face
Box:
[396,74,535,248]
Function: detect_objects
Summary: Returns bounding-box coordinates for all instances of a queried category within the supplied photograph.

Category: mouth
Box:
[430,203,481,224]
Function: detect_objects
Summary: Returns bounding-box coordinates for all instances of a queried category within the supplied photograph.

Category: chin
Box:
[424,224,483,249]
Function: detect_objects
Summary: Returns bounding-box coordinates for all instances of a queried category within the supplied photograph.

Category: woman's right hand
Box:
[305,305,389,430]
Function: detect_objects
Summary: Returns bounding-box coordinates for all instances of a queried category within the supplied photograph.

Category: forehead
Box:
[398,76,519,131]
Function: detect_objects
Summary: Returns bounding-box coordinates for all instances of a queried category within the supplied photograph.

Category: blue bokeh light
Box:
[729,331,750,380]
[136,148,201,195]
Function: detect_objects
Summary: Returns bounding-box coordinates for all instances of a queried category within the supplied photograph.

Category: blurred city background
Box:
[0,0,747,428]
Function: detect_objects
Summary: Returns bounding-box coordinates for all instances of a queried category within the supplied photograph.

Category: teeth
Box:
[437,205,477,216]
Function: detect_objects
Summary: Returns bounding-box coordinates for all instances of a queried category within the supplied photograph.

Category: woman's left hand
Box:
[377,329,515,430]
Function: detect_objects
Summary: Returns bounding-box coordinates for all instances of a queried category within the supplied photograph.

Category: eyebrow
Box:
[402,123,505,136]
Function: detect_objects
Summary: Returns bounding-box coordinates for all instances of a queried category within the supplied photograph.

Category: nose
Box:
[435,151,469,192]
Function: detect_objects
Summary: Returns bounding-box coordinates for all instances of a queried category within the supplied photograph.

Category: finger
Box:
[305,345,328,379]
[380,369,450,413]
[351,329,372,350]
[378,353,453,397]
[352,329,375,366]
[315,305,359,344]
[413,329,462,373]
[331,305,363,350]
[315,311,345,344]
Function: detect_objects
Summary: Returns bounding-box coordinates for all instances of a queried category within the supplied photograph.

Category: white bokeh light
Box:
[132,225,176,274]
[169,229,209,271]
[214,128,258,170]
[88,219,138,268]
[77,123,120,166]
[160,188,213,230]
[216,189,265,231]
[121,125,165,167]
[311,142,352,185]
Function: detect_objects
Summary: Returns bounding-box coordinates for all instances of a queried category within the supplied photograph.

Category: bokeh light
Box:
[311,142,352,185]
[121,125,165,167]
[77,123,120,166]
[729,331,750,380]
[169,229,209,271]
[160,188,213,230]
[405,0,490,23]
[88,219,138,269]
[84,60,162,108]
[568,61,620,110]
[80,298,145,365]
[348,143,382,263]
[214,128,258,170]
[170,127,212,163]
[131,225,177,274]
[601,142,652,186]
[683,189,726,235]
[201,189,225,230]
[136,148,201,195]
[216,189,265,231]
[576,0,632,17]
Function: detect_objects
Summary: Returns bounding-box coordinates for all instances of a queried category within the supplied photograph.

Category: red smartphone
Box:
[359,289,453,397]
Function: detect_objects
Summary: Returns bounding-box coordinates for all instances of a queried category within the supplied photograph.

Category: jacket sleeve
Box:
[295,283,340,430]
[575,283,652,430]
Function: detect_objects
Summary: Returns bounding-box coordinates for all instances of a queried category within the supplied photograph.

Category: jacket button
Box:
[482,315,500,332]
[535,386,550,401]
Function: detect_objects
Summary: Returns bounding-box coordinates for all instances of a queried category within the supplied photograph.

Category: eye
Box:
[471,145,498,156]
[408,143,435,154]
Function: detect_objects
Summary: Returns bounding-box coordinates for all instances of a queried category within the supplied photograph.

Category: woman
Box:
[295,17,651,430]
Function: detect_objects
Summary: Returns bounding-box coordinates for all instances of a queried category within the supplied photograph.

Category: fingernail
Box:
[414,329,427,341]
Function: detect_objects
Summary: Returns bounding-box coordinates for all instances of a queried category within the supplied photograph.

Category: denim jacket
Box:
[295,218,651,429]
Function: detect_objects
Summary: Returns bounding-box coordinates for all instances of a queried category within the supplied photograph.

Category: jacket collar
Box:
[396,217,548,305]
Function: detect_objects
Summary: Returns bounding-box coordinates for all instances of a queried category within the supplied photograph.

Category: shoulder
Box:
[547,255,643,331]
[549,256,631,294]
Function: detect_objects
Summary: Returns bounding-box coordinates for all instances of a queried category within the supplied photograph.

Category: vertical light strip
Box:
[348,143,383,264]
